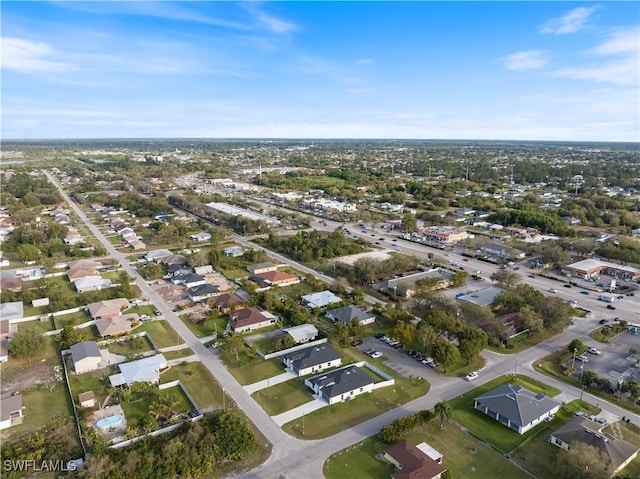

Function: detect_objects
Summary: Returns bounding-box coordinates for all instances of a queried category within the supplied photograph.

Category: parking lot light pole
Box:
[572,348,577,370]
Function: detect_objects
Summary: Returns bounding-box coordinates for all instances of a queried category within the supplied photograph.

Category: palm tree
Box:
[434,401,452,429]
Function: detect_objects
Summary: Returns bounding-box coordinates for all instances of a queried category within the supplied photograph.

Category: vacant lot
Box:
[252,378,315,416]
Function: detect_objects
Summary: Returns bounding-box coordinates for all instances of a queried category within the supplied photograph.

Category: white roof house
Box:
[0,302,23,322]
[109,354,167,387]
[283,324,319,344]
[301,291,342,309]
[74,275,113,293]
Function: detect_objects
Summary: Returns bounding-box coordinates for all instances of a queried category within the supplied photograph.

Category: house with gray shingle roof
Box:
[474,383,560,434]
[326,305,376,326]
[0,302,23,322]
[550,417,639,476]
[283,344,340,376]
[305,365,375,404]
[70,341,102,374]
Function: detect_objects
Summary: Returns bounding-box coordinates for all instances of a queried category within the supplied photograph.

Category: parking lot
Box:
[355,336,439,380]
[578,329,640,387]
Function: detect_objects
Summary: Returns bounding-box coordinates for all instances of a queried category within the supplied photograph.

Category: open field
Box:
[160,362,225,411]
[252,378,314,416]
[136,320,183,348]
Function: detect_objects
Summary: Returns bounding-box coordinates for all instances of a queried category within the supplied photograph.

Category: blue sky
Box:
[2,1,639,141]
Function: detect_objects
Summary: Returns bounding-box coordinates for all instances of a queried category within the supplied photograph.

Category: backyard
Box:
[160,362,226,411]
[135,320,183,348]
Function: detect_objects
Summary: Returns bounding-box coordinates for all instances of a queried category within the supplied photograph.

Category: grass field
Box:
[136,320,183,348]
[179,313,226,338]
[227,357,285,385]
[448,374,561,454]
[160,362,225,411]
[67,367,115,407]
[162,347,195,361]
[53,310,92,329]
[324,420,532,479]
[251,378,314,416]
[282,375,428,439]
[107,336,153,356]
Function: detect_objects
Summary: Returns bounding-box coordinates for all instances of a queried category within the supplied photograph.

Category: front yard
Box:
[251,378,315,416]
[135,320,183,348]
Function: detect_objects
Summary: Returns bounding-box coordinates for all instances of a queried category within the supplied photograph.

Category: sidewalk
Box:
[243,371,298,395]
[270,397,329,427]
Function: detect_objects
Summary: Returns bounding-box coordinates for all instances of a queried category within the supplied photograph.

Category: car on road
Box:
[351,339,363,346]
[587,347,601,355]
[564,284,572,288]
[575,355,589,363]
[617,295,624,299]
[465,371,479,381]
[580,291,589,295]
[370,351,383,359]
[569,299,578,305]
[626,292,635,296]
[606,304,616,310]
[549,288,557,293]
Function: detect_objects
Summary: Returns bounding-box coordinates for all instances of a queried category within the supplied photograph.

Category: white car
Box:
[575,355,589,363]
[465,371,479,381]
[370,351,383,359]
[587,347,601,355]
[548,288,557,293]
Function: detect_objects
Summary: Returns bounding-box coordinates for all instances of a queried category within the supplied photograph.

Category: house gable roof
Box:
[552,417,639,470]
[188,283,219,296]
[95,316,132,337]
[475,383,560,428]
[213,292,244,308]
[283,324,319,343]
[110,354,167,386]
[229,307,275,329]
[284,344,339,371]
[386,441,446,479]
[308,365,374,398]
[256,270,298,284]
[326,305,375,324]
[87,298,130,319]
[301,291,342,308]
[0,302,23,321]
[70,341,101,362]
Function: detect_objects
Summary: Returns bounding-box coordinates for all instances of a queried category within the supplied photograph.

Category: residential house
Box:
[172,273,206,288]
[190,232,212,242]
[247,262,279,274]
[64,228,84,245]
[384,441,446,479]
[223,246,244,257]
[70,341,102,374]
[0,393,23,430]
[78,391,96,408]
[212,292,248,313]
[283,344,341,376]
[474,383,561,434]
[301,291,342,309]
[550,417,639,476]
[0,319,10,363]
[86,298,130,320]
[144,249,173,263]
[227,307,277,333]
[253,270,300,287]
[283,324,319,344]
[159,254,187,266]
[188,283,219,302]
[325,305,376,326]
[67,259,101,282]
[305,365,375,405]
[0,302,23,322]
[74,275,113,293]
[95,314,135,338]
[127,238,146,250]
[108,354,167,387]
[167,263,192,277]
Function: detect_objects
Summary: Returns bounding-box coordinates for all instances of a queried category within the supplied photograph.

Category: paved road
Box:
[47,170,639,479]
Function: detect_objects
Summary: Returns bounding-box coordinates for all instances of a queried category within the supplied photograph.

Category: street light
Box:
[571,347,577,370]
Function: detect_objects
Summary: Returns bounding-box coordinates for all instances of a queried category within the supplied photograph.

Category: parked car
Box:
[374,332,385,339]
[575,355,589,363]
[626,292,635,297]
[370,351,383,359]
[465,371,479,381]
[392,343,404,349]
[595,417,608,426]
[587,347,601,355]
[351,339,363,347]
[574,411,588,417]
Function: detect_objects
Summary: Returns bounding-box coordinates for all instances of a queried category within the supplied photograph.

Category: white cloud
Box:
[539,6,600,35]
[1,37,76,73]
[500,50,548,71]
[553,27,640,85]
[356,59,374,65]
[241,3,297,35]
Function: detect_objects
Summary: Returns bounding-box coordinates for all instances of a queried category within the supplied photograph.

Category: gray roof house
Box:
[144,249,173,262]
[474,383,561,434]
[188,283,220,302]
[283,344,341,376]
[305,365,375,405]
[70,341,102,374]
[283,324,319,344]
[550,417,639,477]
[325,305,376,326]
[0,302,23,322]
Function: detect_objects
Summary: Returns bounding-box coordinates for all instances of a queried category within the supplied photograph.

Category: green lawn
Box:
[107,336,153,356]
[135,320,183,348]
[53,311,92,329]
[282,376,428,439]
[67,367,116,407]
[160,362,225,411]
[324,420,532,479]
[251,378,315,416]
[448,374,561,454]
[3,334,59,370]
[227,357,285,385]
[162,347,195,361]
[125,305,157,317]
[179,313,225,338]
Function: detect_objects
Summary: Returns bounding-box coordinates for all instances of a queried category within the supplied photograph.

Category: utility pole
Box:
[572,348,577,370]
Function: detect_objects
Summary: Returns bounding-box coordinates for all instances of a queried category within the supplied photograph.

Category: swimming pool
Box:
[96,415,122,429]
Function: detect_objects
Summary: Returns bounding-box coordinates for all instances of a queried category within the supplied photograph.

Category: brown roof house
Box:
[550,417,639,477]
[227,307,277,333]
[254,270,300,287]
[247,262,278,275]
[384,440,446,479]
[86,298,130,320]
[212,292,247,314]
[95,314,137,338]
[78,391,96,408]
[67,259,101,282]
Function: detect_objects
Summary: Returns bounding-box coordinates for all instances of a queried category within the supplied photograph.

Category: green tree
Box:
[390,321,415,345]
[568,339,586,355]
[555,442,613,479]
[57,325,88,350]
[347,318,364,341]
[432,339,460,373]
[16,244,41,262]
[8,328,44,358]
[434,401,452,429]
[457,326,487,364]
[449,271,469,286]
[117,270,133,298]
[415,321,437,351]
[221,333,245,361]
[334,322,350,347]
[489,270,521,288]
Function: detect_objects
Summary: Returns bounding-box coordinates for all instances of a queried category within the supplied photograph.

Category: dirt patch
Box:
[206,272,236,291]
[1,361,60,393]
[153,283,187,302]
